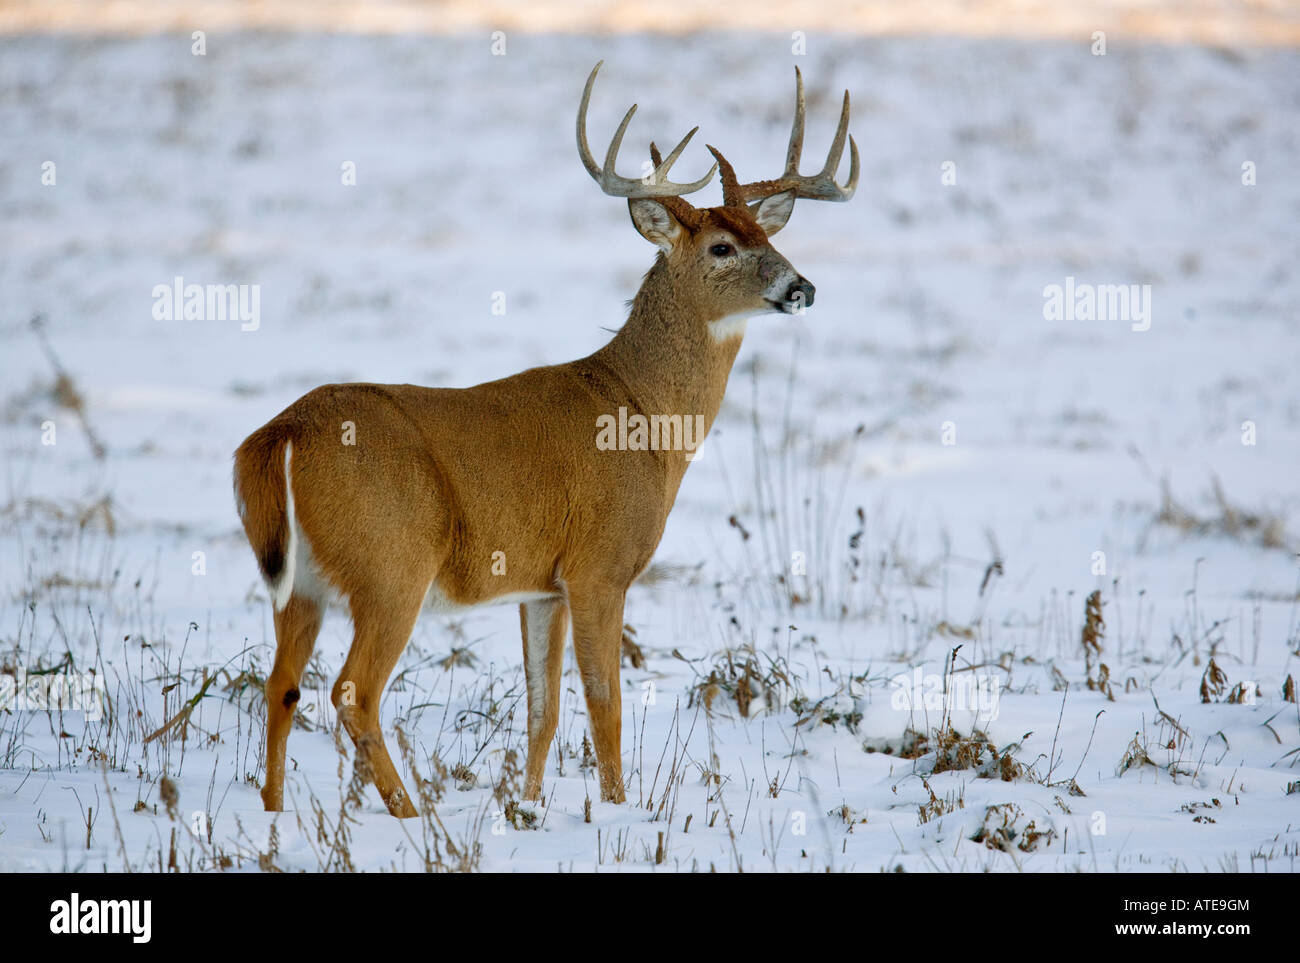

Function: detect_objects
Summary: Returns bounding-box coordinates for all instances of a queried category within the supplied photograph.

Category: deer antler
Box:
[647,142,707,231]
[577,61,717,199]
[732,67,859,205]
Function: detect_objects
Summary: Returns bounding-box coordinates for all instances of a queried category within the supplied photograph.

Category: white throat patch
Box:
[708,312,752,343]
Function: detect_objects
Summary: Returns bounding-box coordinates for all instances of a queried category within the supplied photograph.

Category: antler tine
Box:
[842,134,861,196]
[576,61,717,199]
[576,61,607,182]
[648,141,708,232]
[602,101,639,179]
[736,68,859,205]
[821,89,850,178]
[707,145,743,208]
[801,88,858,200]
[653,125,704,186]
[784,65,806,177]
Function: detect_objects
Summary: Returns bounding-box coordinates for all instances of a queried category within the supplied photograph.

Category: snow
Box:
[1,26,1297,872]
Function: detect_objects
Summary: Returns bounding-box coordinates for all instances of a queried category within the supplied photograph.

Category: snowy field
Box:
[1,22,1298,872]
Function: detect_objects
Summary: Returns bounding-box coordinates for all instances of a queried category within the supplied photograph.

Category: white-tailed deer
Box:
[234,62,857,817]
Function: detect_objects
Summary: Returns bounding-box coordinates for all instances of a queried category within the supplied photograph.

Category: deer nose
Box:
[786,278,815,309]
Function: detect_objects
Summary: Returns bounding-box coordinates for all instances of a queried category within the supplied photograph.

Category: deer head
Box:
[577,62,858,327]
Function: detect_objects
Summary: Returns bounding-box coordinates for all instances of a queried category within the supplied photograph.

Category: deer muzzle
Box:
[781,277,815,313]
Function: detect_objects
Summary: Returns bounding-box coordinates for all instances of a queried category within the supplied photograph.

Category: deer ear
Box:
[751,190,796,236]
[627,199,683,252]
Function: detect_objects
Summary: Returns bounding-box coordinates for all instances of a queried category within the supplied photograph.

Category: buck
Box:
[234,62,857,817]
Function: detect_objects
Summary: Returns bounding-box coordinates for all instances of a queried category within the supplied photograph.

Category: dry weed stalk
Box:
[1081,590,1114,701]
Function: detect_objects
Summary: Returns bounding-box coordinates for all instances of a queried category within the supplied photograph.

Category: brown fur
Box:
[703,205,771,248]
[232,427,289,583]
[237,155,822,819]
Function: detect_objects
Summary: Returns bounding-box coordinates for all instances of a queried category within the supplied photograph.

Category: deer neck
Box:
[593,257,744,449]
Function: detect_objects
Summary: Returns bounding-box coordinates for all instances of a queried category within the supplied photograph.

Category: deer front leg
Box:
[568,586,627,803]
[520,598,569,801]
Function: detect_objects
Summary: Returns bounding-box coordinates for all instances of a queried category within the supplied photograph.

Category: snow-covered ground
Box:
[1,26,1298,872]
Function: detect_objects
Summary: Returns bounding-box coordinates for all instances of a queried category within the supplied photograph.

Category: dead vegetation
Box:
[0,494,119,537]
[1081,590,1115,701]
[1197,649,1270,705]
[28,313,108,460]
[1151,475,1288,551]
[970,803,1057,853]
[722,362,886,621]
[916,777,964,824]
[1180,798,1222,824]
[831,802,870,828]
[683,644,802,720]
[1199,657,1229,703]
[620,624,645,668]
[492,748,538,830]
[895,722,1028,782]
[1116,696,1203,782]
[867,647,1027,782]
[792,685,865,733]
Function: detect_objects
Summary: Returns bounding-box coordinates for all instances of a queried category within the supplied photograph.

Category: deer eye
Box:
[710,243,734,257]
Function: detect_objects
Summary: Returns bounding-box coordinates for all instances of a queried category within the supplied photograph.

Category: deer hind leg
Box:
[520,598,569,801]
[331,588,425,818]
[263,593,324,811]
[568,587,627,803]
